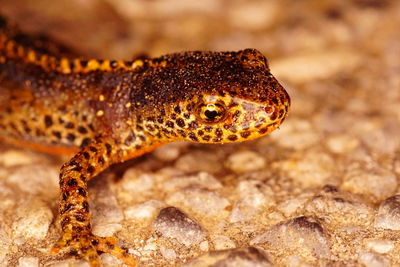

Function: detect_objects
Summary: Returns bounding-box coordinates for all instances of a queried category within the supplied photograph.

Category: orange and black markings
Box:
[0,15,290,267]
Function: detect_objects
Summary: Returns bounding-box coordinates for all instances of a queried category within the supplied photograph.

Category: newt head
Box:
[129,48,290,144]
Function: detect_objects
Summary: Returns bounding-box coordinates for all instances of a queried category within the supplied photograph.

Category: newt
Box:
[0,15,290,266]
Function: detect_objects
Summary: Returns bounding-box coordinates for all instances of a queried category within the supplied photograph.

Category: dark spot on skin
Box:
[67,133,76,142]
[105,143,112,155]
[75,212,86,222]
[91,239,99,246]
[189,132,198,141]
[157,118,164,124]
[80,174,86,183]
[228,134,238,141]
[176,118,185,128]
[62,203,75,214]
[204,126,213,132]
[213,137,222,142]
[61,217,71,229]
[36,129,45,136]
[52,131,62,139]
[202,135,211,141]
[71,165,83,172]
[270,111,278,121]
[215,128,223,137]
[259,127,269,134]
[135,144,142,150]
[67,178,78,187]
[124,132,136,146]
[240,131,251,138]
[177,129,186,137]
[62,192,69,201]
[136,125,144,132]
[87,165,95,174]
[197,130,204,136]
[81,138,91,148]
[174,106,181,114]
[110,60,118,68]
[166,121,174,128]
[89,146,98,152]
[77,187,86,197]
[82,201,89,212]
[44,115,53,127]
[78,126,88,134]
[189,121,198,130]
[183,113,190,119]
[171,113,176,120]
[83,152,90,160]
[58,118,65,124]
[98,156,105,165]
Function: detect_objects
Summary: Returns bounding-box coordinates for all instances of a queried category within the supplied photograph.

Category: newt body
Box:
[0,16,290,266]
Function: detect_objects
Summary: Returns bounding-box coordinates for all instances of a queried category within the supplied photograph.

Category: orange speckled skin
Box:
[0,16,290,266]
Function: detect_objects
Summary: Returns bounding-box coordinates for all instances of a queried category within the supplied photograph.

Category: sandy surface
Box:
[1,0,400,266]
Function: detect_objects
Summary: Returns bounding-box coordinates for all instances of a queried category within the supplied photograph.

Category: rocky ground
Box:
[1,0,400,266]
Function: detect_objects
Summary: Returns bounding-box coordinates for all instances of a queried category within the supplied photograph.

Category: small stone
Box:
[269,119,320,150]
[251,216,331,259]
[225,150,266,173]
[153,207,206,246]
[124,199,164,220]
[358,251,390,267]
[342,167,397,201]
[272,50,360,83]
[160,246,177,259]
[12,198,53,240]
[274,150,335,188]
[121,169,155,195]
[153,142,184,162]
[326,134,360,154]
[375,195,400,230]
[175,150,223,173]
[167,187,230,217]
[212,235,236,250]
[92,223,122,237]
[18,257,39,267]
[0,150,37,167]
[183,247,273,267]
[163,172,222,192]
[365,239,394,254]
[305,185,374,225]
[7,165,58,197]
[199,241,209,252]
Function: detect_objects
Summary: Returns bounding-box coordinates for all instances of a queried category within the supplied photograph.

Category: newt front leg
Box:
[51,137,137,267]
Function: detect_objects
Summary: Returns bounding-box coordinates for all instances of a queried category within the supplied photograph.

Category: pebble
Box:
[12,198,53,240]
[305,185,374,225]
[365,239,394,254]
[251,216,331,259]
[225,150,266,173]
[167,187,230,217]
[183,247,273,267]
[124,199,164,221]
[175,150,223,173]
[163,172,222,192]
[153,207,206,246]
[6,165,59,197]
[375,195,400,230]
[358,251,390,267]
[18,257,39,267]
[274,150,335,188]
[159,246,177,259]
[342,167,397,201]
[211,235,236,250]
[272,49,360,83]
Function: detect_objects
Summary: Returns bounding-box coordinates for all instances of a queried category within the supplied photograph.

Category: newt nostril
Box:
[237,48,269,70]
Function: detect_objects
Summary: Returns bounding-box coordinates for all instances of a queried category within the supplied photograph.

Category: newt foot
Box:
[51,232,137,267]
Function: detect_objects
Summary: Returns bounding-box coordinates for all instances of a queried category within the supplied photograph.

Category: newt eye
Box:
[199,103,226,123]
